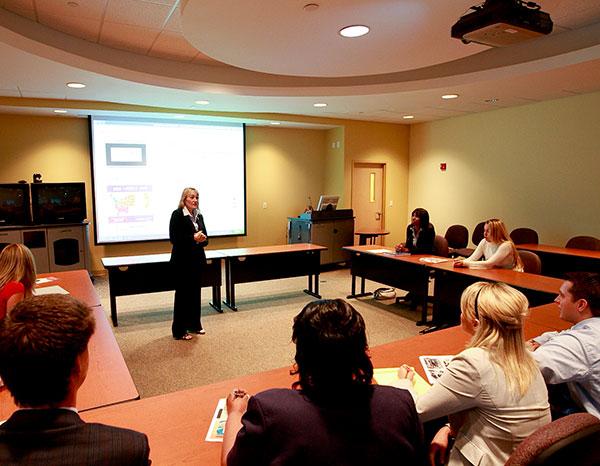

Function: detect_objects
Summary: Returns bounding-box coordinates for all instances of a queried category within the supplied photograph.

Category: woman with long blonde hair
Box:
[0,243,36,319]
[397,282,550,466]
[454,218,523,271]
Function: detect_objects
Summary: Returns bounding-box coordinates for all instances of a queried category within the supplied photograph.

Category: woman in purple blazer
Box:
[221,299,427,466]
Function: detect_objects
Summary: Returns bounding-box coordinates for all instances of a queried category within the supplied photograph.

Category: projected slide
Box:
[91,117,246,244]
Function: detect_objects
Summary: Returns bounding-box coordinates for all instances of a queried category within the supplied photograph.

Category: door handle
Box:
[375,212,382,220]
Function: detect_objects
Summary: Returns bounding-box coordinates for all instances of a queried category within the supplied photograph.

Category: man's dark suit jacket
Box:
[0,409,150,466]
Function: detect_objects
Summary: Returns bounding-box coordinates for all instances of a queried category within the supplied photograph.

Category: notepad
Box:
[33,285,70,295]
[419,257,452,264]
[205,398,227,442]
[373,367,431,397]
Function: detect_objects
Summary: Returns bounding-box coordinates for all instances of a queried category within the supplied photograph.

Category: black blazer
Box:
[0,409,150,465]
[405,223,435,254]
[169,208,208,266]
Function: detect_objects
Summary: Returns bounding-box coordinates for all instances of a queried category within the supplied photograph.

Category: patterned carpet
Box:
[93,268,426,398]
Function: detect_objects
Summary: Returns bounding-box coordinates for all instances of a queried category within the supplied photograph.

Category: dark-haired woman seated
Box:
[221,299,426,466]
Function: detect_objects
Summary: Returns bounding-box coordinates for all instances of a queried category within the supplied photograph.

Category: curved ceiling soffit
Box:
[0,8,599,97]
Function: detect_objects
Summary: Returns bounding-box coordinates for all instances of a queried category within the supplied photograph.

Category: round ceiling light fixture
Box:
[313,102,327,108]
[195,100,210,105]
[441,93,459,100]
[402,115,415,119]
[339,25,370,38]
[66,82,86,89]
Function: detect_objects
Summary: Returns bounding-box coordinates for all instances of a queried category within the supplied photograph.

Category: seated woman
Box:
[396,207,435,254]
[397,282,550,466]
[454,218,523,271]
[221,299,426,466]
[0,243,36,319]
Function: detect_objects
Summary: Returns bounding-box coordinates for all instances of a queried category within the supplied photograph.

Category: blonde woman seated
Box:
[454,219,523,271]
[0,243,36,320]
[397,282,550,466]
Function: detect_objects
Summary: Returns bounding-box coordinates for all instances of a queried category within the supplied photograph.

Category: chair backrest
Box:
[472,221,486,246]
[445,224,469,249]
[565,235,600,251]
[433,235,449,257]
[505,412,600,466]
[518,250,541,274]
[510,228,539,245]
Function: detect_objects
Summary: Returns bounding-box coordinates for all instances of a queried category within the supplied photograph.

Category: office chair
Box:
[433,235,449,257]
[453,221,485,258]
[445,224,468,257]
[510,227,539,245]
[505,412,600,466]
[518,250,541,274]
[565,235,600,251]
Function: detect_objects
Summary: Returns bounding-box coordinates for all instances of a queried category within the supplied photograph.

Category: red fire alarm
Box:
[440,162,447,171]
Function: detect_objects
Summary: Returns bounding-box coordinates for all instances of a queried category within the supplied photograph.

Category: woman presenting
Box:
[169,187,208,340]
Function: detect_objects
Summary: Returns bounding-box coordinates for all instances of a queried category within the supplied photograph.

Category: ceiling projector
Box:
[451,0,553,47]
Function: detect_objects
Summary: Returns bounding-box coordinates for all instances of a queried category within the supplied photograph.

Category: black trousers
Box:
[172,263,202,338]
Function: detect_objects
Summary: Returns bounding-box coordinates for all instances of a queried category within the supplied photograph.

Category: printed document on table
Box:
[419,355,454,384]
[33,285,70,295]
[205,398,227,442]
[36,277,58,284]
[419,257,452,264]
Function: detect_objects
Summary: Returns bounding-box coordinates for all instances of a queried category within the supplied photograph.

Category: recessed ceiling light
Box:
[402,115,415,120]
[270,122,281,125]
[195,100,210,105]
[339,25,370,38]
[303,3,319,12]
[313,103,327,108]
[67,1,79,7]
[66,82,86,89]
[485,98,499,103]
[54,109,67,114]
[441,94,459,100]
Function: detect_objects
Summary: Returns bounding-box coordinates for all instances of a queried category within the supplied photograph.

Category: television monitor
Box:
[31,182,87,224]
[0,183,31,226]
[316,195,339,211]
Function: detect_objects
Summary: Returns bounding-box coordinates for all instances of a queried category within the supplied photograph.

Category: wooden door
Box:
[351,163,385,245]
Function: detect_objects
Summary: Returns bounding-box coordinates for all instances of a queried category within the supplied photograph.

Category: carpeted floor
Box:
[94,268,428,398]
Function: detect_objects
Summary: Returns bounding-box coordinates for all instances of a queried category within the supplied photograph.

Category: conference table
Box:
[426,259,563,326]
[101,251,225,326]
[344,245,432,324]
[80,303,568,466]
[218,244,326,311]
[517,243,600,277]
[343,245,562,326]
[0,270,139,420]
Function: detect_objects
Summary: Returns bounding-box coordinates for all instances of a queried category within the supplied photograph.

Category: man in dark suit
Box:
[0,294,150,465]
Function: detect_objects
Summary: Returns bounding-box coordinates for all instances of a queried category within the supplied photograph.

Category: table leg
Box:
[209,285,222,313]
[110,292,118,327]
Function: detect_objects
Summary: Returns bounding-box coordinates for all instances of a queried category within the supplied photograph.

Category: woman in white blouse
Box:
[397,282,550,466]
[454,218,523,271]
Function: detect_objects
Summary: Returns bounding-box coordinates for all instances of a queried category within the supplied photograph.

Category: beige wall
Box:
[408,91,600,246]
[343,121,411,247]
[0,113,411,272]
